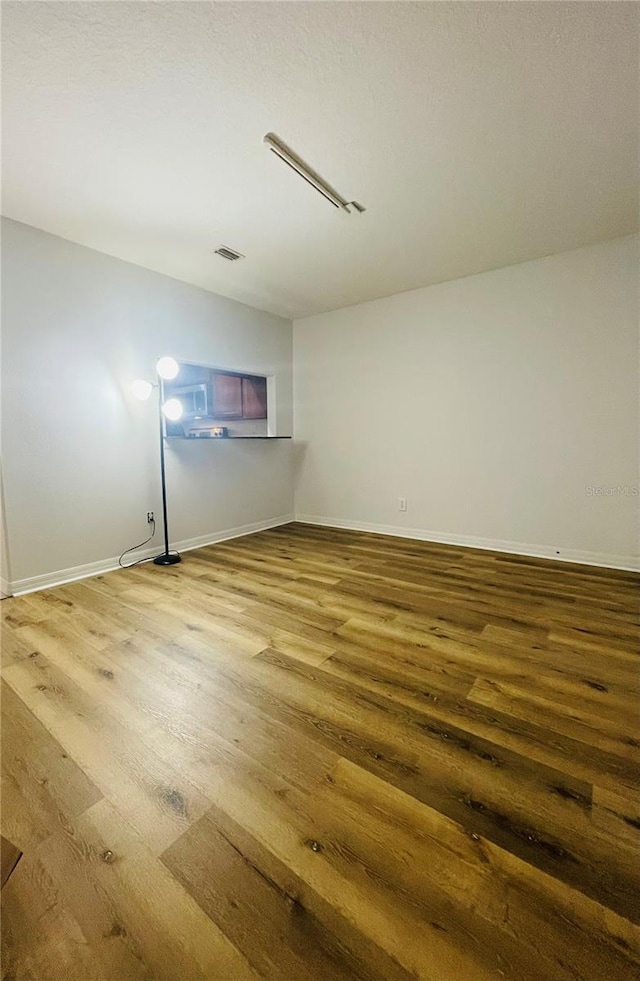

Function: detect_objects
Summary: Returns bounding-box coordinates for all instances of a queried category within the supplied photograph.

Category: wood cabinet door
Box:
[242,376,268,419]
[213,373,243,418]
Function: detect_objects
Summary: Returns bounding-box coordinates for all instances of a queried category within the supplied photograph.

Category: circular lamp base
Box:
[153,552,182,566]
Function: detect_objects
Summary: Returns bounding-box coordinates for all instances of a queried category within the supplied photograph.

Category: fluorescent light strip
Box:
[269,149,341,209]
[264,133,363,214]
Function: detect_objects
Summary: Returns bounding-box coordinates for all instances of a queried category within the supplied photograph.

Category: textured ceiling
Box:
[2,1,638,319]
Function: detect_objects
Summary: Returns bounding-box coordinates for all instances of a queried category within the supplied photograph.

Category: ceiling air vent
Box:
[214,246,245,261]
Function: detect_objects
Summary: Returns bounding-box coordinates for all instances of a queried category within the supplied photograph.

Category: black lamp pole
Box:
[153,376,181,566]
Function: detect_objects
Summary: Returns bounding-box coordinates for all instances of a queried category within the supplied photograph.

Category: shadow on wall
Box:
[292,440,309,498]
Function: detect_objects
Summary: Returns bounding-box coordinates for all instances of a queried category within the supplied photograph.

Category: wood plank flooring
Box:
[1,522,639,980]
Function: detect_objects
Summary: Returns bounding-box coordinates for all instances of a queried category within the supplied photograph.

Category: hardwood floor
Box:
[1,522,638,981]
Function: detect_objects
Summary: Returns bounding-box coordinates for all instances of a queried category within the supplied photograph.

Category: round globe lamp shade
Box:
[156,356,180,380]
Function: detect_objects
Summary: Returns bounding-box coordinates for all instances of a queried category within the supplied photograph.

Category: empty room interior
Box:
[1,2,639,979]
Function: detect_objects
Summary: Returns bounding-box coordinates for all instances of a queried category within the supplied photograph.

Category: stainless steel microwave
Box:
[170,382,209,417]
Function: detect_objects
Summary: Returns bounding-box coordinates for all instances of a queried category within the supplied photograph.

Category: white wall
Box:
[294,236,639,569]
[1,218,293,590]
[0,468,11,596]
[3,222,636,587]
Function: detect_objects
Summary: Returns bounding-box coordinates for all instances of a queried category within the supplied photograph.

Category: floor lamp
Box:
[132,356,182,566]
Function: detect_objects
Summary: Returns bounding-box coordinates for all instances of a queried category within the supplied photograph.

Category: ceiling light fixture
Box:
[263,132,365,215]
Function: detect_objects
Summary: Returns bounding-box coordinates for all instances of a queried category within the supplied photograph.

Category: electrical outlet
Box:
[147,511,155,524]
[398,498,408,512]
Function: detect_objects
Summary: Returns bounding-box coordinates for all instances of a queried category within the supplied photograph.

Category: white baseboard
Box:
[294,513,640,572]
[9,510,637,594]
[9,514,295,596]
[0,576,11,598]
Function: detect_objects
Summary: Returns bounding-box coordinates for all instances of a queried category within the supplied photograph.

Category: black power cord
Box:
[119,519,157,568]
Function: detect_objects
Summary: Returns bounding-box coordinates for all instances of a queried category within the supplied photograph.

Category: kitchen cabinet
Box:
[212,371,267,420]
[212,372,243,418]
[163,363,270,432]
[242,376,268,419]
